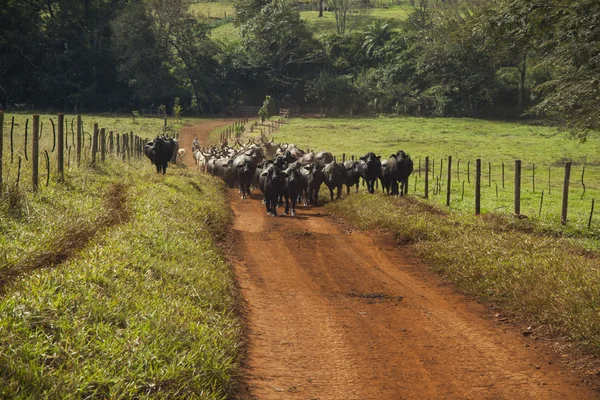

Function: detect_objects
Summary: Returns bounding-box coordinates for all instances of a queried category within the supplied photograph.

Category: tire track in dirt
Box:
[229,193,598,399]
[0,183,130,294]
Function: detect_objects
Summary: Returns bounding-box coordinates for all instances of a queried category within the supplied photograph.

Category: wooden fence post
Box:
[475,158,481,215]
[456,159,460,181]
[532,164,536,193]
[562,162,571,225]
[77,114,82,167]
[446,156,452,206]
[10,116,14,163]
[467,160,470,183]
[129,132,133,159]
[424,156,429,199]
[589,199,595,229]
[515,160,521,215]
[488,162,491,187]
[100,128,106,162]
[57,113,64,182]
[109,131,114,154]
[91,123,98,166]
[502,162,505,188]
[122,134,127,161]
[32,115,40,191]
[0,110,3,190]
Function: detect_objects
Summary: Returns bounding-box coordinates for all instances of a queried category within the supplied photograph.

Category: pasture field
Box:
[189,1,235,20]
[266,116,600,238]
[0,113,205,189]
[301,4,412,35]
[205,1,413,43]
[0,122,240,398]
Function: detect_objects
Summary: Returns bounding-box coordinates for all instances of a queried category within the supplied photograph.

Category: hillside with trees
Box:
[1,0,599,136]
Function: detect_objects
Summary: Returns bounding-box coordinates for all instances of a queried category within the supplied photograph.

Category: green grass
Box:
[206,2,414,43]
[189,1,235,21]
[301,4,413,35]
[0,119,240,398]
[252,116,600,239]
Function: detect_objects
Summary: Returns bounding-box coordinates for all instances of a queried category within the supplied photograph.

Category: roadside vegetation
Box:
[0,137,240,398]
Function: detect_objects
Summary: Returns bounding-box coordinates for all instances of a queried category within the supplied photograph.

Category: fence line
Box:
[0,112,155,192]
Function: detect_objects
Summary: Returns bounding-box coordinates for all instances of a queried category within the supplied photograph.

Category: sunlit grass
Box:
[189,1,235,20]
[301,4,412,34]
[0,139,240,397]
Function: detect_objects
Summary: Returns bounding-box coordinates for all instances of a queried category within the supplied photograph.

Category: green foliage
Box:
[258,95,276,122]
[0,149,240,398]
[173,97,183,123]
[362,20,391,58]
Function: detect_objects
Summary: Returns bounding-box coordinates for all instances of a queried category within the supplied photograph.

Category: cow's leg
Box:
[272,195,278,216]
[329,187,334,201]
[291,194,297,216]
[284,194,290,215]
[336,185,342,199]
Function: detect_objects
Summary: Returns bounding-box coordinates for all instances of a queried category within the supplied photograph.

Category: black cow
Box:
[359,152,382,194]
[300,163,325,206]
[392,150,414,196]
[259,164,287,216]
[283,163,304,216]
[343,160,360,195]
[215,158,236,188]
[381,158,393,195]
[323,162,345,201]
[144,136,177,174]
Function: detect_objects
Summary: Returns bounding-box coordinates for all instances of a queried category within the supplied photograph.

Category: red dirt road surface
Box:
[179,120,599,400]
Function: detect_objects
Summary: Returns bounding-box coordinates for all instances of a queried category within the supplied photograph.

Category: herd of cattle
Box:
[144,134,413,216]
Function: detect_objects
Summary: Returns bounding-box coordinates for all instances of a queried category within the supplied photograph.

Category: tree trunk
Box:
[319,0,324,17]
[517,55,527,117]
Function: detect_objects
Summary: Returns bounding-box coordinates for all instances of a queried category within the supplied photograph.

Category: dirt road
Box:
[179,120,599,400]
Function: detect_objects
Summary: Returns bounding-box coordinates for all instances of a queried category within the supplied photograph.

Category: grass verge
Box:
[326,192,600,352]
[0,157,240,398]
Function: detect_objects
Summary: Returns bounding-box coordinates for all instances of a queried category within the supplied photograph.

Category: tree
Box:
[237,0,321,104]
[326,0,365,34]
[258,95,276,122]
[111,1,180,109]
[149,0,221,114]
[531,0,600,138]
[363,20,391,58]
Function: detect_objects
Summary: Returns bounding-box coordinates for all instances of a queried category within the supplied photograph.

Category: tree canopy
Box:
[0,0,598,135]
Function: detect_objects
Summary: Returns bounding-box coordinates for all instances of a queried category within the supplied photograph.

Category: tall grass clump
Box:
[0,157,240,399]
[326,192,600,351]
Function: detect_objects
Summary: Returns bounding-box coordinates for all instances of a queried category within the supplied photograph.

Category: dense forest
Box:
[1,0,599,135]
